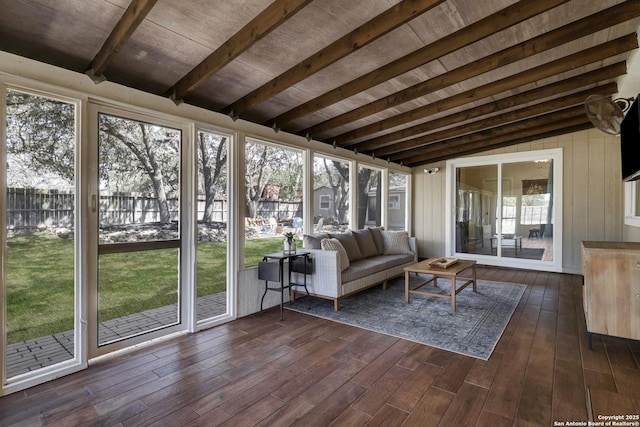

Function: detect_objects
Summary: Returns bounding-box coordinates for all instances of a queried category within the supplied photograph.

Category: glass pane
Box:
[5,90,76,377]
[635,182,640,216]
[313,156,349,232]
[244,140,303,266]
[389,172,408,231]
[98,114,180,244]
[357,166,380,229]
[456,165,497,255]
[98,249,179,344]
[97,113,181,345]
[502,159,554,261]
[197,130,228,320]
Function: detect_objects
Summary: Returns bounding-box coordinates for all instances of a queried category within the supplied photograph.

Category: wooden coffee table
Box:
[404,258,477,312]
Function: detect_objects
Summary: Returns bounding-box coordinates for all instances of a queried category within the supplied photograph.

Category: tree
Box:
[99,115,179,224]
[314,157,349,224]
[5,91,75,188]
[7,91,184,225]
[198,132,227,222]
[244,142,302,219]
[357,167,378,229]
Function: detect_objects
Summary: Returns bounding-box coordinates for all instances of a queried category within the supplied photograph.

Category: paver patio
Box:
[6,292,227,377]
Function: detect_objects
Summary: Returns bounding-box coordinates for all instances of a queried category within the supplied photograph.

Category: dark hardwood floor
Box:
[1,266,639,426]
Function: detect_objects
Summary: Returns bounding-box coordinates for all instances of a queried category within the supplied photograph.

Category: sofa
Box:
[291,228,417,311]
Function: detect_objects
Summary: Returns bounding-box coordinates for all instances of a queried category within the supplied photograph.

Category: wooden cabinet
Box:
[581,241,640,347]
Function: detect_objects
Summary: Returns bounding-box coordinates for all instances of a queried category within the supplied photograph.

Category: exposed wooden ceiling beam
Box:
[362,63,625,154]
[386,83,616,161]
[408,121,594,166]
[301,0,640,138]
[333,33,638,146]
[401,105,587,166]
[167,0,312,104]
[86,0,158,83]
[269,0,571,127]
[223,0,447,118]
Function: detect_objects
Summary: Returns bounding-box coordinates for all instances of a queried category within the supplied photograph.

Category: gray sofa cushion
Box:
[382,230,413,255]
[377,254,415,269]
[330,231,363,261]
[340,254,414,283]
[304,232,329,249]
[368,227,385,255]
[352,228,378,258]
[341,258,388,283]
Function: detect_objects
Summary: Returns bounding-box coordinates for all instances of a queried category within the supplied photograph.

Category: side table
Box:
[259,251,311,320]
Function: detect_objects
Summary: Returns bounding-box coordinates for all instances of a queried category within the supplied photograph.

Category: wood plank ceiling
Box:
[1,0,639,167]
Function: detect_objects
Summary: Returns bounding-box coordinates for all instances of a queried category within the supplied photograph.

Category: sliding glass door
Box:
[449,150,561,271]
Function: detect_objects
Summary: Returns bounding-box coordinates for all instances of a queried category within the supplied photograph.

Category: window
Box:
[196,129,229,322]
[389,172,408,230]
[319,195,330,210]
[389,195,400,209]
[4,89,79,378]
[244,138,303,266]
[521,194,551,225]
[500,196,517,235]
[357,165,380,229]
[97,112,182,346]
[313,155,350,232]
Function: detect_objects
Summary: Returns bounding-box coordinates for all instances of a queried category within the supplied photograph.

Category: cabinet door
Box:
[586,251,639,339]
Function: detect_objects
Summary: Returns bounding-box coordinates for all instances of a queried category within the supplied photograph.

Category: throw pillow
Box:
[382,230,413,255]
[303,232,329,249]
[352,228,378,258]
[368,226,385,255]
[329,231,363,261]
[321,238,350,271]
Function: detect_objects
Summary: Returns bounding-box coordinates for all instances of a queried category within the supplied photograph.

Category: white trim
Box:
[184,123,197,333]
[381,169,389,229]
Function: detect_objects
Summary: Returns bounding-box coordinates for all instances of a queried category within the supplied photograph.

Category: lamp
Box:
[424,167,440,175]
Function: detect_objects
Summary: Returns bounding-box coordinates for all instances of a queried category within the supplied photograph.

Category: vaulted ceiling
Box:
[1,0,639,167]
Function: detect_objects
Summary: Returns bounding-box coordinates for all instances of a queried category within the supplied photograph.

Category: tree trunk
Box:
[140,125,171,224]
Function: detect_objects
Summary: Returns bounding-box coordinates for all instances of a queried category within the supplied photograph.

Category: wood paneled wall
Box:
[412,128,632,274]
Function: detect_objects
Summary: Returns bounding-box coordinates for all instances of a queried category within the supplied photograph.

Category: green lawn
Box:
[6,231,285,343]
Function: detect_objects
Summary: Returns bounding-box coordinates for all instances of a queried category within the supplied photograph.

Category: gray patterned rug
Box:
[286,275,526,360]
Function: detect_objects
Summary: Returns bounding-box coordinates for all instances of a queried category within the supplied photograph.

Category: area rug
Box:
[286,275,526,360]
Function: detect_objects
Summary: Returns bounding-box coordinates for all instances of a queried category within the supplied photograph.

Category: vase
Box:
[284,240,296,254]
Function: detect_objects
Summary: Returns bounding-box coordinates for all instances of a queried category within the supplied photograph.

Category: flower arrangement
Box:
[283,232,296,254]
[283,232,295,243]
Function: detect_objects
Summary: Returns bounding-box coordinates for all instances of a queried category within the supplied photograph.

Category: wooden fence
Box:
[256,199,302,221]
[6,188,74,231]
[5,188,302,231]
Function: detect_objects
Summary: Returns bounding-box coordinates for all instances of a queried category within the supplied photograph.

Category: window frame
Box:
[1,83,87,392]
